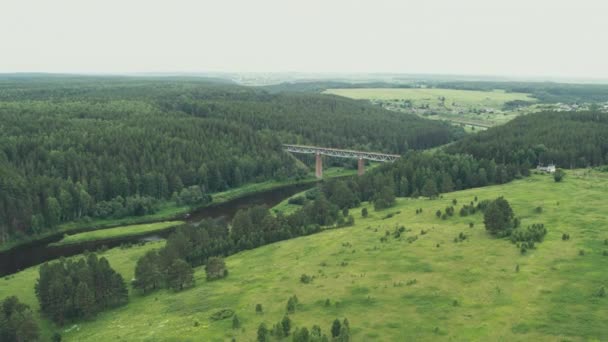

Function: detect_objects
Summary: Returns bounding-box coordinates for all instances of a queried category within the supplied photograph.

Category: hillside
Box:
[3,170,607,341]
[447,111,608,168]
[0,77,459,246]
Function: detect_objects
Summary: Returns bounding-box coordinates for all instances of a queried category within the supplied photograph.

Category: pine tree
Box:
[281,314,292,336]
[168,258,194,291]
[75,281,96,319]
[257,323,268,342]
[331,319,341,338]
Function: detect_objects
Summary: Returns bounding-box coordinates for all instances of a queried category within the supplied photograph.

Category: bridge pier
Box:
[315,153,323,179]
[358,157,365,176]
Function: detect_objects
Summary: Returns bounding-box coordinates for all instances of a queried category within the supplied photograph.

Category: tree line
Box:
[446,111,608,169]
[0,77,458,245]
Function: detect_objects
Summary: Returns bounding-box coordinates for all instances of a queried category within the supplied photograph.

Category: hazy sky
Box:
[2,0,607,78]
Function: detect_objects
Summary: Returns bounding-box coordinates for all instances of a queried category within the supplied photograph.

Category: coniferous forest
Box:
[0,77,459,243]
[446,111,608,168]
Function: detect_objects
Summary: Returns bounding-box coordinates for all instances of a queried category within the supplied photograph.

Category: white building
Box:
[537,164,556,173]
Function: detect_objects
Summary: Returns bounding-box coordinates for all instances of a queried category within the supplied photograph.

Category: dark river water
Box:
[0,182,315,277]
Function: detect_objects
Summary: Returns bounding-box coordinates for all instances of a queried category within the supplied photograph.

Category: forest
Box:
[0,77,459,244]
[446,111,608,168]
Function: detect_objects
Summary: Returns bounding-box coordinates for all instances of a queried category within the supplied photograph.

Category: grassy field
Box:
[3,170,608,341]
[49,221,184,247]
[0,167,355,252]
[324,88,537,129]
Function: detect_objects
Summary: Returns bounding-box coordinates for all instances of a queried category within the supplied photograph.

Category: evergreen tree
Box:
[484,197,515,236]
[232,314,240,329]
[281,315,292,336]
[257,323,268,342]
[331,319,342,338]
[422,179,439,198]
[167,259,194,291]
[74,281,96,319]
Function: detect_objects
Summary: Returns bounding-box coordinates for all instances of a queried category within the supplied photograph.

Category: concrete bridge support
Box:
[358,158,365,176]
[315,153,323,179]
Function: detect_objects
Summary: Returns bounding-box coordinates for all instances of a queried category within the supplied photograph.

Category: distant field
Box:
[3,170,608,341]
[49,221,184,246]
[324,88,537,128]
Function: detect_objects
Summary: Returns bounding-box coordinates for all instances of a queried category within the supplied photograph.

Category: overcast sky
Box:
[1,0,607,79]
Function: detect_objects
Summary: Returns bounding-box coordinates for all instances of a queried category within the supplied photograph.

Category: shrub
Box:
[554,169,565,182]
[255,304,263,313]
[287,295,298,313]
[206,257,228,280]
[579,249,585,256]
[288,196,306,205]
[562,233,570,241]
[300,274,313,284]
[361,207,368,218]
[436,210,442,218]
[535,206,543,213]
[469,222,474,228]
[210,309,234,321]
[596,286,606,298]
[510,224,547,244]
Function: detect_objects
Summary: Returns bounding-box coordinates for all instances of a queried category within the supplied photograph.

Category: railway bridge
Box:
[283,144,401,179]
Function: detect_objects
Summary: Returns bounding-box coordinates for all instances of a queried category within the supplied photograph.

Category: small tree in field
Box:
[257,323,268,342]
[361,207,368,218]
[206,257,227,280]
[483,197,515,237]
[554,169,565,182]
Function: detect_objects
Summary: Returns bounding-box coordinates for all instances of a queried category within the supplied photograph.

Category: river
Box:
[0,182,315,277]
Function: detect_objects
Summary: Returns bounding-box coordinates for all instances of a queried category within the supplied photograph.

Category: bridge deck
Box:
[283,144,400,162]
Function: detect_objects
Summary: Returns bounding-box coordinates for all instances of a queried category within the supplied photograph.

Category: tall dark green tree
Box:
[167,259,194,291]
[484,197,515,236]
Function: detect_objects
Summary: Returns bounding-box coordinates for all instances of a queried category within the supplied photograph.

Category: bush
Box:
[287,295,298,313]
[206,257,228,280]
[210,309,234,321]
[554,169,565,182]
[300,274,313,284]
[510,224,547,244]
[361,207,368,217]
[596,286,606,298]
[562,233,570,241]
[255,304,263,313]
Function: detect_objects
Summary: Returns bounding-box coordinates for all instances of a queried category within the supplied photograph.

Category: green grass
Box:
[0,167,354,252]
[4,170,608,341]
[49,221,184,247]
[324,88,537,129]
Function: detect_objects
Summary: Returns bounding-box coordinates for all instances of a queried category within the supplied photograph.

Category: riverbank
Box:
[48,221,185,247]
[0,167,356,253]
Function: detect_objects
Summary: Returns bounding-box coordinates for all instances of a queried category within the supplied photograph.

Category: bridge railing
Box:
[283,144,400,162]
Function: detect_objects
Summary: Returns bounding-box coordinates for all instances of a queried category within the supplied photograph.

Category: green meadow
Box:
[49,221,184,247]
[2,170,608,341]
[324,88,537,129]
